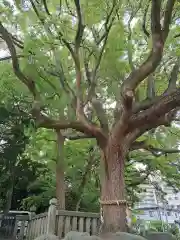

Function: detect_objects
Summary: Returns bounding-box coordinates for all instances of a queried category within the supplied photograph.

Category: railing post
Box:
[47,198,57,235]
[30,205,36,219]
[13,216,19,239]
[13,215,30,240]
[17,216,25,240]
[26,206,36,240]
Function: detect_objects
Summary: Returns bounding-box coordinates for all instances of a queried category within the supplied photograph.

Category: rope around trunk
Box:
[99,199,127,205]
[99,199,130,231]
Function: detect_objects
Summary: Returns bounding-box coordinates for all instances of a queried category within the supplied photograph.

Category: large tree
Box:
[1,0,180,232]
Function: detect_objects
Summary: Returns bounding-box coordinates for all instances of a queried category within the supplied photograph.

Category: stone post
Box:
[47,198,57,235]
[30,205,36,219]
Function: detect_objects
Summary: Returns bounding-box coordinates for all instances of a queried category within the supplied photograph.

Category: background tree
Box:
[1,0,180,233]
[0,103,46,212]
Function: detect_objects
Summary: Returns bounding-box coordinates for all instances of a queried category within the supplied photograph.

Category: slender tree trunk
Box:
[3,180,14,214]
[56,131,65,210]
[100,138,128,233]
[75,148,95,211]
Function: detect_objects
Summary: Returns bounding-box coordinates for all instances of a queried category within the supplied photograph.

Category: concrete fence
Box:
[0,214,29,240]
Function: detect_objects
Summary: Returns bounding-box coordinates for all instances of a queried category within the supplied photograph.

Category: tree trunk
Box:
[75,198,81,212]
[56,131,65,210]
[100,138,128,233]
[75,148,95,211]
[3,180,14,214]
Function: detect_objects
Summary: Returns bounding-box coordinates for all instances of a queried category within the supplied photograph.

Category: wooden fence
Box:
[26,198,100,239]
[56,210,100,239]
[26,212,48,240]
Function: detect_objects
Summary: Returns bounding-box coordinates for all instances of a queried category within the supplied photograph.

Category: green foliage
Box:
[133,220,180,240]
[0,103,46,211]
[21,136,100,212]
[20,130,153,211]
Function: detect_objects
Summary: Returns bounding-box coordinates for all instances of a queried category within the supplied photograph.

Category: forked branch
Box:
[36,112,105,138]
[85,0,117,104]
[133,56,180,114]
[122,0,175,94]
[0,22,105,139]
[129,88,180,129]
[30,0,76,63]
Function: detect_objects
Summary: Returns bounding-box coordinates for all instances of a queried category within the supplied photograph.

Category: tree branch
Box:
[146,74,155,99]
[46,56,76,102]
[89,0,116,50]
[67,0,86,125]
[65,0,76,17]
[30,0,45,24]
[85,1,116,104]
[127,15,135,71]
[73,0,84,118]
[46,69,76,100]
[38,70,61,99]
[129,88,180,130]
[64,133,94,140]
[92,2,116,77]
[142,1,150,38]
[73,3,114,138]
[74,0,84,50]
[174,33,180,38]
[30,0,76,64]
[127,1,142,71]
[11,35,23,46]
[164,56,180,94]
[8,34,24,49]
[27,1,103,139]
[0,22,37,98]
[40,133,94,142]
[0,54,24,61]
[42,0,51,16]
[127,169,151,187]
[34,112,105,139]
[133,57,180,113]
[163,0,176,40]
[131,140,180,157]
[122,0,172,95]
[75,147,96,211]
[0,22,102,139]
[92,97,109,133]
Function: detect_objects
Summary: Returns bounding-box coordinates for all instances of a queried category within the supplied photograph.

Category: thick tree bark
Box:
[56,131,65,210]
[100,138,128,233]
